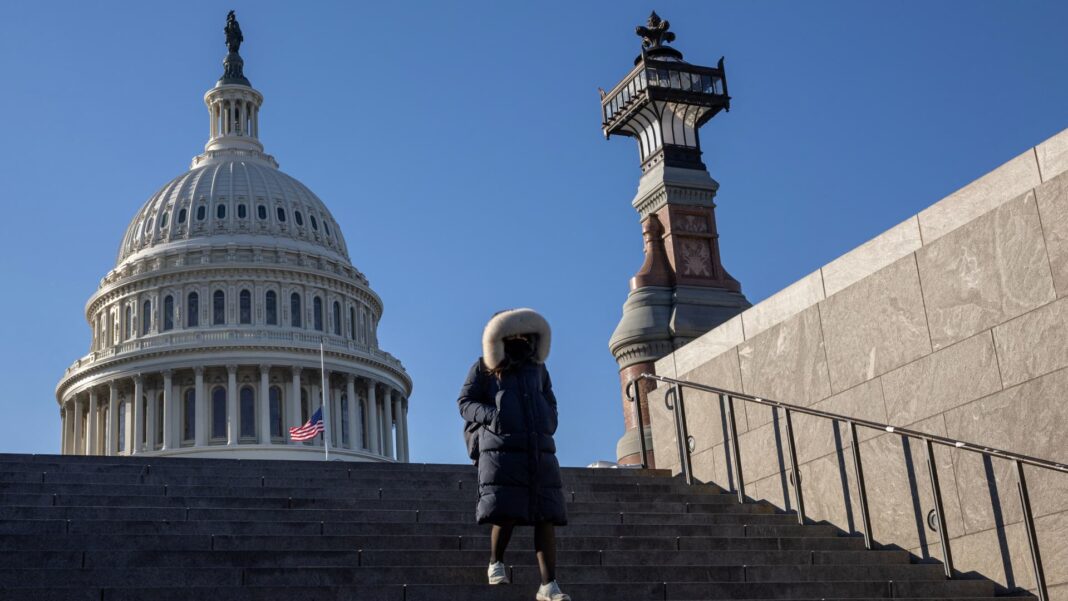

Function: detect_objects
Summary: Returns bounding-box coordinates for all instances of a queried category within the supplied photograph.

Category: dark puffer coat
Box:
[458,358,567,526]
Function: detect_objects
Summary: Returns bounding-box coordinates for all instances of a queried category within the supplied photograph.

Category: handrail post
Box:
[669,385,694,485]
[924,438,953,578]
[723,393,745,503]
[1017,460,1048,601]
[849,421,873,549]
[782,408,805,525]
[625,379,649,469]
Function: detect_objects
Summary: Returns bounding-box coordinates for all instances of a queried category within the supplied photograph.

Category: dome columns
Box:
[58,365,409,462]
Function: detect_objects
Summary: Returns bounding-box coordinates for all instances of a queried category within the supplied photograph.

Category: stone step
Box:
[0,505,802,526]
[0,548,916,569]
[0,518,845,539]
[0,586,1010,601]
[0,565,971,587]
[0,532,870,552]
[0,493,775,515]
[0,481,743,505]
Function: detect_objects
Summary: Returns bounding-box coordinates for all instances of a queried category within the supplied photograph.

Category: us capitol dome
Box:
[54,12,411,462]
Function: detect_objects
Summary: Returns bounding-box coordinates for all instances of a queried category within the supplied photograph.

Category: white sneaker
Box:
[536,580,571,601]
[487,561,509,585]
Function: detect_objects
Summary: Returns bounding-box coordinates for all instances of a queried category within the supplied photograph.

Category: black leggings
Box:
[490,521,557,585]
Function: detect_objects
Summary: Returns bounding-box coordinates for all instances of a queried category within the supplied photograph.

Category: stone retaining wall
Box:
[649,126,1068,598]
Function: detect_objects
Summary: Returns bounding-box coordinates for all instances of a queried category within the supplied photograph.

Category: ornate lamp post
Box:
[603,12,750,466]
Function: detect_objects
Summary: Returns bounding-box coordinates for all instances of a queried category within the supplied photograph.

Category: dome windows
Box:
[310,215,319,231]
[239,289,252,324]
[257,205,267,220]
[265,290,277,325]
[213,290,225,325]
[295,211,304,227]
[216,204,227,219]
[333,301,341,336]
[197,205,206,221]
[313,296,323,331]
[211,387,227,440]
[163,295,174,331]
[240,386,256,439]
[183,389,196,443]
[324,220,332,237]
[277,207,287,223]
[238,204,247,219]
[177,208,187,224]
[160,213,169,229]
[187,292,199,327]
[142,300,152,335]
[290,293,302,328]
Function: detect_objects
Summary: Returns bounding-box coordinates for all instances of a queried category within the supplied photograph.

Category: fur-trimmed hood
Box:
[482,308,551,370]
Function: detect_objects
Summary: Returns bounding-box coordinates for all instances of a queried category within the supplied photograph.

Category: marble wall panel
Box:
[737,419,789,485]
[676,349,746,454]
[1036,169,1068,297]
[944,368,1068,533]
[1036,128,1068,184]
[880,331,1002,427]
[792,378,887,465]
[740,271,825,341]
[994,296,1068,389]
[918,148,1041,244]
[917,191,1056,350]
[738,306,832,428]
[647,385,679,473]
[856,416,965,555]
[797,451,862,535]
[822,217,923,297]
[656,315,744,377]
[748,472,791,513]
[689,446,718,486]
[1035,510,1068,590]
[819,256,932,393]
[947,521,1036,593]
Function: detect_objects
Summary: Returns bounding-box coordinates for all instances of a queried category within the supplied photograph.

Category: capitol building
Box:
[53,13,411,462]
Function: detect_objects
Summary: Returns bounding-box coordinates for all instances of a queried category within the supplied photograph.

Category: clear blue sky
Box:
[1,1,1067,466]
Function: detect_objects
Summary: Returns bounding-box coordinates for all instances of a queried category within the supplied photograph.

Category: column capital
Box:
[132,373,143,385]
[108,381,118,393]
[194,366,205,376]
[345,373,355,384]
[162,369,174,379]
[226,364,238,374]
[292,366,303,377]
[259,364,272,374]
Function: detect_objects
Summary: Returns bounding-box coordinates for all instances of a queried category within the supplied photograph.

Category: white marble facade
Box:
[55,40,411,462]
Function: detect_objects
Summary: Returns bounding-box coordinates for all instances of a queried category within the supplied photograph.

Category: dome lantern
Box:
[196,11,276,168]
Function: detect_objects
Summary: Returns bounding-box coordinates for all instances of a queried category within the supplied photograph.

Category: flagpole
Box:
[321,338,329,462]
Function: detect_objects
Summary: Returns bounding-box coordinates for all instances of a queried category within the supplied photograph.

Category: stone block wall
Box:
[649,126,1068,598]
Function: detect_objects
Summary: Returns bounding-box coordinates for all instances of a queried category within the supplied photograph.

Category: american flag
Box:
[289,407,324,442]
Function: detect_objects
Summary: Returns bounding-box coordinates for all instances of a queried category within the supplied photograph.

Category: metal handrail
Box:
[627,372,1058,601]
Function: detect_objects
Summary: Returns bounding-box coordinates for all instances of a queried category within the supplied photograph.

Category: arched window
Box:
[257,205,267,220]
[163,295,174,331]
[324,221,331,236]
[196,205,206,221]
[269,386,283,438]
[300,388,309,424]
[211,387,227,440]
[240,386,255,438]
[313,297,323,331]
[177,208,187,224]
[124,305,132,340]
[213,290,225,325]
[142,300,151,335]
[311,215,319,231]
[277,207,287,222]
[239,289,251,324]
[295,211,304,226]
[349,306,356,340]
[265,291,277,325]
[237,204,247,219]
[216,204,226,219]
[183,389,196,442]
[290,293,302,328]
[332,301,341,335]
[187,292,199,327]
[160,212,168,228]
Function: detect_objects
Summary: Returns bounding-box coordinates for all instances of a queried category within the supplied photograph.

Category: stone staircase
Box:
[0,453,1010,600]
